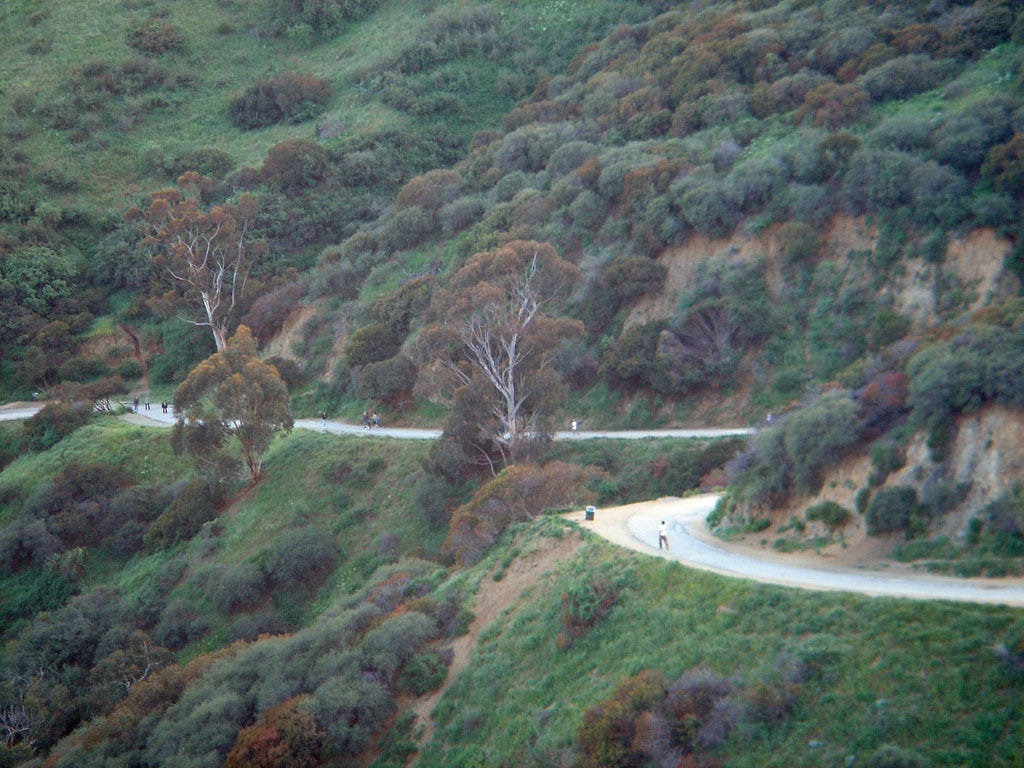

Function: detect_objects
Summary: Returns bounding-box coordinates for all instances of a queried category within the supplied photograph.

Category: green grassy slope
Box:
[0,420,1021,767]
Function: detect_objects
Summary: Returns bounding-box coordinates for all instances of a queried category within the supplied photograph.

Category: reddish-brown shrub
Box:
[856,371,909,434]
[395,169,464,213]
[224,697,323,768]
[798,82,869,130]
[577,670,667,768]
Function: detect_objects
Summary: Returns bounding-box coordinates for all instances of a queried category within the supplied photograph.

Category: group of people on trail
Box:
[131,395,168,414]
[361,411,380,429]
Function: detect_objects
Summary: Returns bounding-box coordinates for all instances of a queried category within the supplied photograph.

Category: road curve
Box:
[565,495,1024,607]
[6,402,1022,606]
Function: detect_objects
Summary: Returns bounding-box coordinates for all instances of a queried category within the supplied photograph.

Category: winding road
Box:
[4,403,1023,607]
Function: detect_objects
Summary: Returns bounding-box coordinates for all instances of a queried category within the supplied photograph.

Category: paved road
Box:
[1,403,754,441]
[566,496,1024,607]
[7,401,1022,606]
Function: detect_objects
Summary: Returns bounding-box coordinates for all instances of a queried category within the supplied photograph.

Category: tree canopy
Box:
[126,173,267,351]
[419,240,582,470]
[172,326,292,483]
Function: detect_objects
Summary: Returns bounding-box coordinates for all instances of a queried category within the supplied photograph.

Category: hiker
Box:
[321,410,327,429]
[161,401,168,414]
[133,396,139,412]
[362,411,371,429]
[144,396,150,411]
[571,419,578,432]
[658,520,669,550]
[371,412,380,428]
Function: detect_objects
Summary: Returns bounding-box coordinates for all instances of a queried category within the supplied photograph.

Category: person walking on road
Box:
[658,520,669,550]
[321,410,327,429]
[362,411,371,429]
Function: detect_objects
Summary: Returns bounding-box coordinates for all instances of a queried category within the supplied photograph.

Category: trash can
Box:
[584,505,596,521]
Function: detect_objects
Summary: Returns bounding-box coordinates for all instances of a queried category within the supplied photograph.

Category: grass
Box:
[419,518,1024,767]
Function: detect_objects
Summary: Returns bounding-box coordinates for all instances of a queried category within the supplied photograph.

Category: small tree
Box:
[173,326,292,483]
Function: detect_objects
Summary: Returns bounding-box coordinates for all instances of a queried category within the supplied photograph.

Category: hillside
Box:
[1,420,1023,768]
[4,0,1024,765]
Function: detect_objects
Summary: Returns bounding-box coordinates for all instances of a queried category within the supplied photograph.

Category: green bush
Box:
[149,321,216,385]
[378,206,434,252]
[127,18,186,54]
[144,477,218,550]
[804,501,850,531]
[262,525,339,590]
[356,355,417,406]
[21,402,94,452]
[856,54,949,101]
[204,564,267,614]
[783,392,858,494]
[175,147,234,178]
[57,354,111,383]
[229,72,330,129]
[117,358,144,381]
[865,485,919,535]
[397,649,449,695]
[345,322,403,367]
[603,257,667,304]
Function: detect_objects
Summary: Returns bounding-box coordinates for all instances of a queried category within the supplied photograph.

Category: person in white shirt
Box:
[658,520,669,550]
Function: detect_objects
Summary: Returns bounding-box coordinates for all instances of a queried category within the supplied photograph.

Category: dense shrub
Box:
[865,485,920,535]
[305,675,393,755]
[205,563,268,614]
[783,393,858,494]
[971,486,1024,557]
[856,55,949,101]
[601,323,662,390]
[21,401,94,451]
[557,575,620,649]
[261,139,328,189]
[857,371,909,435]
[175,147,234,178]
[905,336,989,429]
[229,73,330,129]
[149,321,216,385]
[225,698,323,768]
[308,258,365,300]
[262,525,339,590]
[804,501,850,531]
[244,282,306,345]
[396,649,449,695]
[145,477,219,550]
[127,18,186,54]
[355,355,417,407]
[395,169,463,212]
[378,205,434,251]
[0,517,63,573]
[576,665,795,768]
[982,133,1024,199]
[438,196,485,236]
[443,462,596,565]
[345,322,403,367]
[603,257,667,303]
[57,354,111,382]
